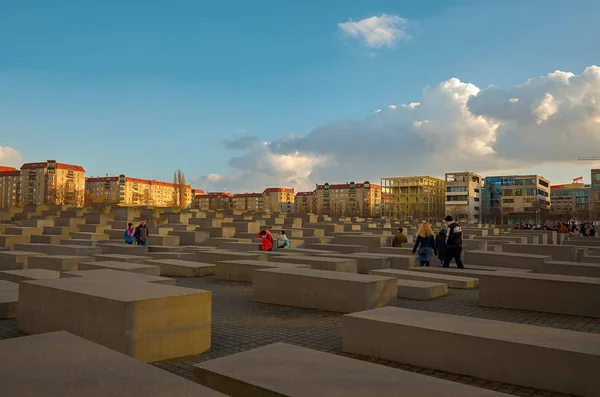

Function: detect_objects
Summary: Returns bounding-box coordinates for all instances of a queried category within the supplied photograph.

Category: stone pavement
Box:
[2,275,598,397]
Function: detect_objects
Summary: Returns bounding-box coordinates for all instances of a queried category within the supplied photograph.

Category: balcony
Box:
[445,201,469,206]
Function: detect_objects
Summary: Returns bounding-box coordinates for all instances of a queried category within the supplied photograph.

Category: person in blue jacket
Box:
[412,222,438,267]
[124,223,136,244]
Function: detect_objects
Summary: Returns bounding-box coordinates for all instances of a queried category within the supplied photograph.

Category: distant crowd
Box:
[513,222,596,237]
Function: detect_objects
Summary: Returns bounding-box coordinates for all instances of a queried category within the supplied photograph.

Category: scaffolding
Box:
[381,176,446,221]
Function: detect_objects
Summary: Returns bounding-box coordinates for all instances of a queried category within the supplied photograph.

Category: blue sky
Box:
[1,0,599,190]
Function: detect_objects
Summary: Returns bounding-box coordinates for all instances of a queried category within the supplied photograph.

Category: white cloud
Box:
[338,14,411,48]
[198,65,600,191]
[0,146,23,167]
[532,93,557,124]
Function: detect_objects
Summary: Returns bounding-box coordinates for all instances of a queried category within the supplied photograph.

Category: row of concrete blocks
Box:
[1,330,516,397]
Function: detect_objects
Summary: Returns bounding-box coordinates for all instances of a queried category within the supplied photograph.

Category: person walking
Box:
[443,216,465,269]
[258,229,274,251]
[134,219,150,246]
[392,227,408,247]
[276,230,290,248]
[412,222,437,267]
[435,226,447,267]
[124,223,136,245]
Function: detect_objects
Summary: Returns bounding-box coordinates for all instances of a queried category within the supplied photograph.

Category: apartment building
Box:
[444,172,483,224]
[314,181,382,217]
[294,191,316,214]
[193,192,234,211]
[592,169,600,220]
[550,183,590,218]
[0,167,21,208]
[20,160,86,206]
[232,193,263,211]
[381,176,445,221]
[85,175,193,207]
[263,188,295,212]
[483,175,550,224]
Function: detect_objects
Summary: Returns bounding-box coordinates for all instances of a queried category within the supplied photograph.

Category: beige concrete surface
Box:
[253,267,397,313]
[0,280,18,318]
[478,272,600,317]
[0,331,227,397]
[396,279,448,300]
[91,254,149,263]
[144,259,215,277]
[0,268,60,283]
[61,269,176,285]
[268,255,358,273]
[370,269,478,289]
[342,306,600,396]
[78,260,161,276]
[216,260,309,282]
[18,278,212,362]
[193,342,509,397]
[464,250,549,271]
[27,255,91,271]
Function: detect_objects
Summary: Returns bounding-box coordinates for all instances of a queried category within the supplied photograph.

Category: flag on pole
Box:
[573,176,583,183]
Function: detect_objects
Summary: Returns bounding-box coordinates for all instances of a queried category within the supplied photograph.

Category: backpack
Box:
[447,223,463,246]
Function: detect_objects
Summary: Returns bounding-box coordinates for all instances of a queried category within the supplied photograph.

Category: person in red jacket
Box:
[258,229,274,251]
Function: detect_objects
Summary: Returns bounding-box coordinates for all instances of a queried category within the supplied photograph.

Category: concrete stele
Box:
[369,269,478,289]
[193,342,508,397]
[342,306,600,397]
[17,278,212,362]
[0,331,227,397]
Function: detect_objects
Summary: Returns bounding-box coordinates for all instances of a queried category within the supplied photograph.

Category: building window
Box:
[447,186,467,192]
[474,197,480,202]
[474,188,480,193]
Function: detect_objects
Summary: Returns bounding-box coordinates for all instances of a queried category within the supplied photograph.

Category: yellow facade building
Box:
[313,181,381,217]
[232,193,264,211]
[381,176,446,221]
[193,187,295,212]
[85,175,193,207]
[294,191,316,214]
[0,167,21,208]
[263,188,295,212]
[19,160,86,207]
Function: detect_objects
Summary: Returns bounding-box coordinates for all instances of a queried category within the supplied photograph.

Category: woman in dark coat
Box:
[412,222,438,267]
[435,227,447,266]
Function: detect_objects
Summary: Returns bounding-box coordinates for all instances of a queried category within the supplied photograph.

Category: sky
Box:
[1,0,599,191]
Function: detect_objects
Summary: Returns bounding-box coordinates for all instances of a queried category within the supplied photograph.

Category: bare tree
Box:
[171,169,187,209]
[448,206,470,224]
[141,189,152,206]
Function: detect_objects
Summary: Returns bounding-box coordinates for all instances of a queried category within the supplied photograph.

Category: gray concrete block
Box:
[253,267,397,313]
[370,268,478,289]
[342,306,600,396]
[193,342,506,397]
[0,331,226,396]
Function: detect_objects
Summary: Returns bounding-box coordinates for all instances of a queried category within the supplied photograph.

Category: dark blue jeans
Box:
[137,240,148,246]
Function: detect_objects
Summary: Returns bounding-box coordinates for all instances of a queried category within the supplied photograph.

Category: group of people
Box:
[257,229,291,251]
[514,222,596,237]
[394,216,465,268]
[123,219,150,246]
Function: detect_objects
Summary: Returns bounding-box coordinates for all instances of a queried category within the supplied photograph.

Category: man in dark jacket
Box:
[443,216,464,269]
[134,219,150,246]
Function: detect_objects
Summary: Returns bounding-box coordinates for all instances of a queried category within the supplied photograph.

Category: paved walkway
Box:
[3,275,598,396]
